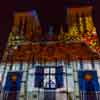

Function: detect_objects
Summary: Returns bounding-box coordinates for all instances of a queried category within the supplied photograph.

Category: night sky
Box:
[0,0,99,61]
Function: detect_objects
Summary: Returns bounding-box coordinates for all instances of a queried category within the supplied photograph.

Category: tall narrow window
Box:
[35,67,44,88]
[44,67,56,89]
[55,66,63,88]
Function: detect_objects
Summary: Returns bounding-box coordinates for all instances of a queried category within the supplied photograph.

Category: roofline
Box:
[64,3,94,8]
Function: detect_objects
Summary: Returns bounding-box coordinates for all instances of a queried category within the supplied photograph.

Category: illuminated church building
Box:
[1,2,100,100]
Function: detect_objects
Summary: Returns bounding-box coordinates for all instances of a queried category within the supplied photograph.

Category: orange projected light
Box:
[11,75,17,81]
[84,73,93,81]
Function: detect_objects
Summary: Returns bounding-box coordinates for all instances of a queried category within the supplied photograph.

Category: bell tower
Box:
[11,10,42,43]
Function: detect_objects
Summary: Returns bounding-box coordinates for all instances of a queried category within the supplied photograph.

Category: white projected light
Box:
[0,73,2,83]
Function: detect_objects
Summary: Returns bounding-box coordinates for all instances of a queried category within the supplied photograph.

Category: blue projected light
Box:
[4,72,22,91]
[32,10,38,16]
[35,67,44,88]
[48,26,54,36]
[78,71,100,92]
[55,66,63,88]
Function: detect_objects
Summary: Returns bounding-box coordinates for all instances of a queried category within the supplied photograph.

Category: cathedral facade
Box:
[0,2,100,100]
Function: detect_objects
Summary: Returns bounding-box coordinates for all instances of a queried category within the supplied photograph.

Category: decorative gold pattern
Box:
[79,16,84,33]
[85,16,94,32]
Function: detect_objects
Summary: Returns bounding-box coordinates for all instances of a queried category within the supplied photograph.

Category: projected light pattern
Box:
[1,3,100,100]
[0,61,100,100]
[32,10,38,16]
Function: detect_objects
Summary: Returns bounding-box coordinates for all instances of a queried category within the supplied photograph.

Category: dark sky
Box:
[0,0,99,60]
